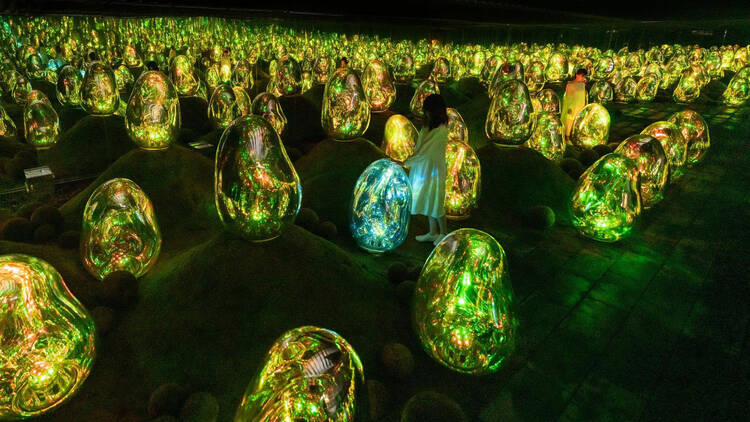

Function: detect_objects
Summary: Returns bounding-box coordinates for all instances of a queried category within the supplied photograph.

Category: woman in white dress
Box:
[404,94,450,245]
[562,68,588,141]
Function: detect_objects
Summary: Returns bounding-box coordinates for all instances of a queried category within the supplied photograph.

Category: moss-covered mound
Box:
[59,145,219,237]
[41,115,137,178]
[295,138,386,229]
[122,225,398,420]
[455,93,491,150]
[179,97,211,134]
[476,144,575,225]
[279,92,326,145]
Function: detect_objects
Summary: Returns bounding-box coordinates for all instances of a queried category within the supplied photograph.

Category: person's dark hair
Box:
[423,94,448,130]
[500,62,513,74]
[576,68,588,77]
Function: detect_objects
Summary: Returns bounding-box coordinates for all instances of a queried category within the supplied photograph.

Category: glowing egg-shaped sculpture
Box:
[444,141,481,220]
[409,79,440,118]
[614,76,636,103]
[234,326,363,422]
[12,74,32,105]
[673,68,701,103]
[26,53,46,80]
[722,65,750,106]
[350,159,411,253]
[570,153,642,242]
[485,79,533,145]
[313,56,332,84]
[204,64,222,94]
[536,88,561,114]
[301,71,313,92]
[113,64,134,95]
[81,61,119,115]
[251,92,287,137]
[588,80,614,104]
[81,178,161,280]
[122,44,142,68]
[0,104,17,138]
[393,54,415,84]
[667,109,710,166]
[208,82,251,129]
[635,73,659,102]
[545,52,568,82]
[231,59,254,91]
[641,121,687,180]
[480,55,501,85]
[413,228,518,374]
[0,254,96,419]
[24,100,60,150]
[593,55,615,81]
[362,59,396,112]
[430,57,451,83]
[170,54,200,97]
[524,61,546,93]
[322,68,371,140]
[382,114,417,162]
[614,134,669,208]
[527,111,565,162]
[215,115,301,242]
[56,65,83,106]
[274,55,301,97]
[446,108,468,143]
[125,70,181,150]
[570,103,610,148]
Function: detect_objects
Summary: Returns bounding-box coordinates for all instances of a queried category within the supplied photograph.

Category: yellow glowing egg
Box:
[362,59,396,112]
[251,92,287,137]
[446,108,469,143]
[208,82,251,129]
[125,70,181,150]
[382,114,417,162]
[444,140,481,220]
[321,68,371,140]
[170,55,201,97]
[409,79,440,118]
[81,61,119,115]
[570,103,610,148]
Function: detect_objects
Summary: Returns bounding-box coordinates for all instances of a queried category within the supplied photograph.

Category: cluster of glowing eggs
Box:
[234,326,363,422]
[570,153,642,242]
[80,61,119,115]
[409,79,440,118]
[569,103,610,148]
[56,65,83,106]
[614,134,669,208]
[446,108,468,143]
[321,68,371,140]
[413,228,518,374]
[485,79,533,145]
[361,59,396,112]
[125,70,181,150]
[444,141,481,220]
[169,55,201,97]
[251,92,287,137]
[641,121,687,180]
[667,110,710,166]
[208,83,251,129]
[0,254,96,419]
[527,111,565,162]
[81,178,162,280]
[350,159,412,253]
[382,114,417,162]
[24,98,60,150]
[215,115,301,242]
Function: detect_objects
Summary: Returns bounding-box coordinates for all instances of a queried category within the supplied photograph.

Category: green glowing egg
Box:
[614,76,637,103]
[430,57,451,84]
[81,178,162,280]
[570,153,642,242]
[362,59,396,112]
[536,88,561,114]
[667,109,710,166]
[413,228,518,374]
[56,65,83,106]
[125,70,181,150]
[722,65,750,106]
[570,103,610,148]
[445,140,481,220]
[208,82,251,129]
[614,134,669,209]
[170,54,201,97]
[641,121,687,180]
[635,73,659,102]
[251,92,287,137]
[446,107,469,143]
[409,79,440,118]
[215,115,301,242]
[234,326,363,422]
[527,111,565,162]
[524,60,546,93]
[81,61,119,116]
[0,254,96,419]
[545,52,568,83]
[231,59,255,91]
[322,67,371,140]
[588,80,613,104]
[23,99,60,150]
[485,79,533,145]
[393,54,415,84]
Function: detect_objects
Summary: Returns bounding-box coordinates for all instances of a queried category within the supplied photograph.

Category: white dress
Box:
[562,80,587,138]
[404,124,449,218]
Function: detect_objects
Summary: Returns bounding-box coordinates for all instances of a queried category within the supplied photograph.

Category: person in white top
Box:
[404,94,450,246]
[562,68,588,141]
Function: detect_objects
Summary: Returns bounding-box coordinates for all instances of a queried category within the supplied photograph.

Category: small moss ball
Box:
[99,271,138,308]
[387,262,409,284]
[147,383,188,418]
[16,202,40,219]
[295,207,319,231]
[315,221,337,240]
[559,158,584,180]
[287,147,303,162]
[57,230,80,249]
[14,150,37,168]
[30,205,63,229]
[578,148,600,167]
[1,217,32,242]
[401,391,468,422]
[524,205,556,229]
[367,379,391,421]
[180,392,219,422]
[396,280,416,306]
[593,144,612,158]
[382,342,415,380]
[92,306,115,335]
[33,223,56,243]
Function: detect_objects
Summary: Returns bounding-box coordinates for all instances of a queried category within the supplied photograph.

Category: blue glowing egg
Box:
[350,159,412,253]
